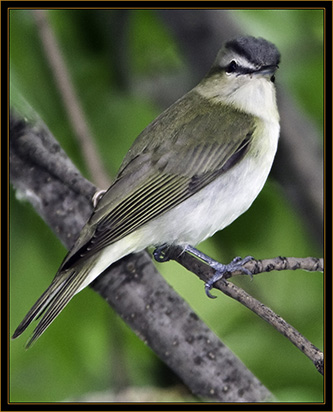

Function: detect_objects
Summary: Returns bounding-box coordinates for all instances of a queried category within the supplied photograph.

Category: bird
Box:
[12,36,280,347]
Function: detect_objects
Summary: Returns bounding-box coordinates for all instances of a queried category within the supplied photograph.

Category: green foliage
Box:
[10,9,323,402]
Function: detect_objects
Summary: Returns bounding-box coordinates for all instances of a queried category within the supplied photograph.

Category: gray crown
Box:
[226,36,280,67]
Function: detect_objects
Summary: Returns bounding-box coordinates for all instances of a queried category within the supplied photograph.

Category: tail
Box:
[12,268,86,348]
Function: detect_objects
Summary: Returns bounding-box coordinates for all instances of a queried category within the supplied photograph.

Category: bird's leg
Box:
[185,245,253,299]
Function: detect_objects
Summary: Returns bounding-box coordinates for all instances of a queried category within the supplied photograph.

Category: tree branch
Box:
[167,246,324,375]
[9,110,272,402]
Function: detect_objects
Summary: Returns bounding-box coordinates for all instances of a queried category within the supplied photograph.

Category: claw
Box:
[205,281,218,299]
[229,256,254,279]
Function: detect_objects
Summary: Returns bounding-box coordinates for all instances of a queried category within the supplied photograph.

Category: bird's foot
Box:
[204,256,253,298]
[185,245,253,298]
[153,244,173,262]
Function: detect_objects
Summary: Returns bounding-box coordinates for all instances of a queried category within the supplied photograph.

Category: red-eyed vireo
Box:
[12,36,280,347]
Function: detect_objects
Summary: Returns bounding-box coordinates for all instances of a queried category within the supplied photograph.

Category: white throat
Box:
[196,75,279,123]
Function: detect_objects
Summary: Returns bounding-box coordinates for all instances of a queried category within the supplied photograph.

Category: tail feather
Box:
[12,268,86,348]
[11,278,65,340]
[25,272,79,348]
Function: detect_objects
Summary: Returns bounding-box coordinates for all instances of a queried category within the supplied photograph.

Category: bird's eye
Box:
[226,60,238,74]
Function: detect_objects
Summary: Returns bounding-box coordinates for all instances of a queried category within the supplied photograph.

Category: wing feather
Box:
[61,131,253,268]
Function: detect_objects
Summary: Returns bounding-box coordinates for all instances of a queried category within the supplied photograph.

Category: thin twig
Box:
[169,246,324,375]
[245,256,324,274]
[32,9,110,189]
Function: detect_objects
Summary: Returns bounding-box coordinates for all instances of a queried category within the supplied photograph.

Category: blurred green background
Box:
[10,9,323,402]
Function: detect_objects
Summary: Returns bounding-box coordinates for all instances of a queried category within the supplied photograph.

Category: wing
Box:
[60,92,256,271]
